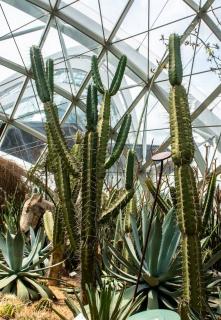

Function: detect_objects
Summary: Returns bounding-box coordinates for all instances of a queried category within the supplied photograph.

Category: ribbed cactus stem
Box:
[105,114,131,169]
[168,33,205,318]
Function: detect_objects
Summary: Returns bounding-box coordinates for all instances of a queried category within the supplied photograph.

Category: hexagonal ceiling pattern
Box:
[0,0,221,174]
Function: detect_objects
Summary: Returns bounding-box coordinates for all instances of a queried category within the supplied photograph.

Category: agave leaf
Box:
[6,231,24,271]
[148,216,162,275]
[0,262,13,273]
[147,289,159,309]
[16,278,30,301]
[124,235,146,272]
[87,285,99,320]
[0,234,9,265]
[157,209,180,273]
[105,244,137,274]
[130,215,142,259]
[0,274,17,289]
[24,277,49,298]
[103,253,137,283]
[22,228,43,269]
[204,250,221,271]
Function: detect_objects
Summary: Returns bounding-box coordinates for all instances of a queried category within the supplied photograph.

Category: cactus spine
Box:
[168,34,206,318]
[80,55,135,302]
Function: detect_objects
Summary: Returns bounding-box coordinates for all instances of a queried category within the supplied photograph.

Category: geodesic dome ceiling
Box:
[0,0,221,174]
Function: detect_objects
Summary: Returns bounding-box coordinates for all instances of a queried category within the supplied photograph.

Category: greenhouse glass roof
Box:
[0,0,221,174]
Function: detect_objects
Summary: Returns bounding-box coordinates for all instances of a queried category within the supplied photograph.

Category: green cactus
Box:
[35,298,52,312]
[168,33,206,318]
[0,303,17,319]
[31,47,134,303]
[80,55,135,303]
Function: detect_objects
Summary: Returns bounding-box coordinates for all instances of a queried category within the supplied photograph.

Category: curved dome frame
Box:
[0,0,221,176]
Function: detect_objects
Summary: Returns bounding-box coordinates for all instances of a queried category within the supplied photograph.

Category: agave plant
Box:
[0,229,55,301]
[53,284,144,320]
[24,227,51,271]
[104,208,181,310]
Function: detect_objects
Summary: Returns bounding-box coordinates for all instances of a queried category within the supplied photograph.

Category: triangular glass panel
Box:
[60,0,103,40]
[1,125,46,164]
[0,73,27,116]
[13,79,43,120]
[61,105,86,148]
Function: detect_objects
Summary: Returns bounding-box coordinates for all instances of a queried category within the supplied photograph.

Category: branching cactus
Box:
[168,34,206,318]
[30,46,78,263]
[80,56,135,303]
[31,46,135,303]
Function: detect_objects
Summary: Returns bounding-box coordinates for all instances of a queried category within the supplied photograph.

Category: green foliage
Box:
[30,46,78,256]
[104,208,181,309]
[53,285,144,320]
[0,228,55,301]
[80,54,134,301]
[168,33,206,317]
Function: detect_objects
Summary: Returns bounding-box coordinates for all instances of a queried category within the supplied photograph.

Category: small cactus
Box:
[0,303,17,319]
[35,297,52,312]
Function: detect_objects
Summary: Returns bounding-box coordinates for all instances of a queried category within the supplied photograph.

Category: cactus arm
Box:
[145,177,171,213]
[56,158,77,251]
[99,189,134,225]
[91,55,104,94]
[105,114,131,169]
[30,46,79,176]
[91,85,98,126]
[99,150,135,224]
[109,55,127,96]
[30,46,50,102]
[168,34,183,86]
[96,92,111,206]
[46,59,54,100]
[125,149,135,190]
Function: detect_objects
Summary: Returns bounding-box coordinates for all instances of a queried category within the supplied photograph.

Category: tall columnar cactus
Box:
[80,56,135,303]
[168,34,206,318]
[30,46,78,264]
[30,47,135,302]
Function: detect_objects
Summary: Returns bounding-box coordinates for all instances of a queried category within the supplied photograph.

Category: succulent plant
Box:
[53,284,144,320]
[104,208,181,310]
[0,229,55,301]
[30,47,134,300]
[0,303,17,319]
[35,297,52,311]
[168,33,206,317]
